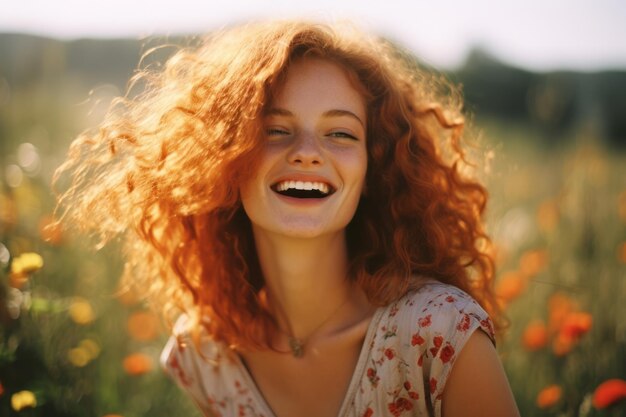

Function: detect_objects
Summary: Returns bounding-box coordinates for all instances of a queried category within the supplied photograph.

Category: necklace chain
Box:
[277,294,351,358]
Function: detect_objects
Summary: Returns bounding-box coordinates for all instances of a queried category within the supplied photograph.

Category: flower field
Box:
[1,35,625,416]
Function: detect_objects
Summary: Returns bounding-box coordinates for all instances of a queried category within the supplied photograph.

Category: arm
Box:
[441,330,520,417]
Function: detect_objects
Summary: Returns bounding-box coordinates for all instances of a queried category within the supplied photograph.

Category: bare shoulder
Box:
[441,330,520,417]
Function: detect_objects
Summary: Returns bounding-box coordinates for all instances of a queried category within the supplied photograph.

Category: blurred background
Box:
[1,1,625,416]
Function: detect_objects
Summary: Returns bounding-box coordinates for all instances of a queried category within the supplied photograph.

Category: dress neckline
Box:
[233,304,387,417]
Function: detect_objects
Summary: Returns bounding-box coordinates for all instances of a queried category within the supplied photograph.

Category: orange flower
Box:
[495,271,527,304]
[536,384,562,408]
[127,311,160,341]
[548,293,577,334]
[552,333,574,356]
[123,353,153,376]
[560,312,592,340]
[593,379,626,409]
[522,320,548,351]
[519,249,548,278]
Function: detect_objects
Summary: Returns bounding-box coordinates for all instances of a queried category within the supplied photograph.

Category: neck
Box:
[252,228,357,340]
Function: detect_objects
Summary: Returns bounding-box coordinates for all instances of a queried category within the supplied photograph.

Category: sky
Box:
[1,0,626,71]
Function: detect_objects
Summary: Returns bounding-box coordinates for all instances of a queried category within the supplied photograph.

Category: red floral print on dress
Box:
[367,367,380,387]
[362,407,374,417]
[481,318,496,338]
[403,381,420,400]
[430,335,444,356]
[388,397,414,416]
[440,343,455,364]
[430,377,438,394]
[417,353,425,367]
[457,313,471,332]
[411,332,425,346]
[167,350,193,387]
[418,314,432,328]
[384,348,396,360]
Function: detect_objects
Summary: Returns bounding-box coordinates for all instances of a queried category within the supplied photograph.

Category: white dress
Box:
[161,282,495,417]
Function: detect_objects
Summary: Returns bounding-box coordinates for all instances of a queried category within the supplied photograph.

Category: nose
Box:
[286,131,324,166]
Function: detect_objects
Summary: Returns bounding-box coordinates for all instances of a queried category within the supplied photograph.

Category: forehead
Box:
[269,58,367,116]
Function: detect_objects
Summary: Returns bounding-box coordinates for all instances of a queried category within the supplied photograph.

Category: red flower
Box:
[440,343,455,364]
[593,379,626,409]
[560,312,592,340]
[409,391,420,400]
[366,367,380,386]
[445,295,456,303]
[417,354,424,367]
[384,348,396,360]
[481,319,495,338]
[362,407,374,417]
[430,377,438,394]
[388,397,413,416]
[167,354,193,386]
[456,314,471,332]
[418,314,432,328]
[404,381,412,390]
[396,397,413,411]
[411,333,425,346]
[430,335,443,356]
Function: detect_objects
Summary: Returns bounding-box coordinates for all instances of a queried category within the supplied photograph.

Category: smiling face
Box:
[240,58,368,239]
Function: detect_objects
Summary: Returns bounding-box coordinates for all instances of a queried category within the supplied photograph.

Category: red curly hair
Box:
[54,20,501,350]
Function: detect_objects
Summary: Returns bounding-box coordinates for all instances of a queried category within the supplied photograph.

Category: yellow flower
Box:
[11,390,37,411]
[10,252,44,276]
[67,339,101,367]
[69,298,95,325]
[79,339,101,360]
[68,347,91,367]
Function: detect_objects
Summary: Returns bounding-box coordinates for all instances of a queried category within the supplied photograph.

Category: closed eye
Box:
[266,127,291,136]
[328,131,359,140]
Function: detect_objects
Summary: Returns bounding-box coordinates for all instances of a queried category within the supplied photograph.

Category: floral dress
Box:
[161,282,496,417]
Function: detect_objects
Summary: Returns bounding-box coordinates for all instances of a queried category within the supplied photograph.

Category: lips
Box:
[271,179,336,199]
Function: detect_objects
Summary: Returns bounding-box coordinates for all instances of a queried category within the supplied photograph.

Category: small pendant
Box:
[288,337,304,358]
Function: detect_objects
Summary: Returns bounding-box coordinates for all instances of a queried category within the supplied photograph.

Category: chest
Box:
[239,331,366,417]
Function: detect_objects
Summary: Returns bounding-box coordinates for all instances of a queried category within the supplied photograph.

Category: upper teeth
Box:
[276,181,330,194]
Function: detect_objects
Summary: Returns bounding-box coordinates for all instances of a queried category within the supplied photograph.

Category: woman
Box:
[55,21,520,417]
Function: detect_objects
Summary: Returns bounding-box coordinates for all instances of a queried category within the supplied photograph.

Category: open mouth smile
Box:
[271,180,336,199]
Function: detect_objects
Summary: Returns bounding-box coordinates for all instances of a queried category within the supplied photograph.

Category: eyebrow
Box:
[265,107,365,128]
